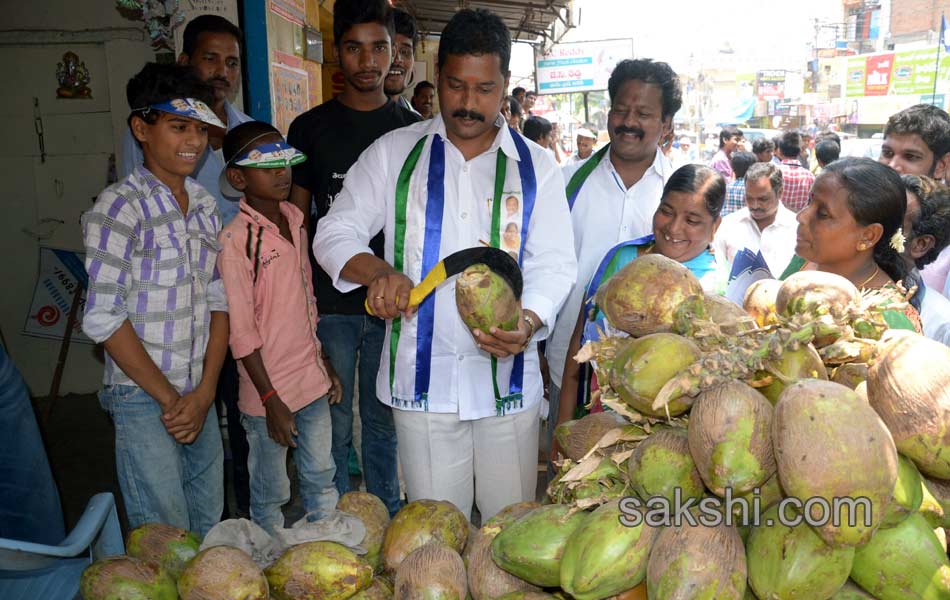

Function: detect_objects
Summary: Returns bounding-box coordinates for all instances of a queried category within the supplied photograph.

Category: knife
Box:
[364,246,523,316]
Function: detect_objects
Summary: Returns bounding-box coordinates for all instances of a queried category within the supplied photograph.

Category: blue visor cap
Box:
[230,141,307,168]
[141,98,225,128]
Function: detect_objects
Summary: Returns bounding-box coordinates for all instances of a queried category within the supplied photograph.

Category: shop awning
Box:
[394,0,574,46]
[708,97,756,126]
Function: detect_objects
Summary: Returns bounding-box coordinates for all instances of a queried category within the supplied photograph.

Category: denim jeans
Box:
[317,314,401,515]
[98,384,224,537]
[241,397,338,534]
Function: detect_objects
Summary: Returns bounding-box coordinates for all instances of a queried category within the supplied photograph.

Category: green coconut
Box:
[775,270,859,322]
[80,556,177,600]
[830,581,880,599]
[609,333,702,417]
[733,474,785,520]
[880,455,924,528]
[125,522,201,581]
[922,476,950,528]
[646,517,747,599]
[628,428,704,505]
[456,263,520,332]
[265,541,372,600]
[867,333,950,479]
[772,379,898,547]
[594,253,704,337]
[350,577,394,600]
[746,502,855,600]
[490,504,588,588]
[381,499,469,573]
[337,491,391,572]
[743,278,783,328]
[177,545,269,600]
[850,512,950,600]
[554,412,627,461]
[753,343,828,404]
[394,543,468,600]
[559,500,659,600]
[687,380,776,497]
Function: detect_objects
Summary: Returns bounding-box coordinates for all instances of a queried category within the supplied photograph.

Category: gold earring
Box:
[858,243,868,251]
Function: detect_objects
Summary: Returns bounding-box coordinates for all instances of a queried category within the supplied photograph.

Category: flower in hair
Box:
[889,229,906,253]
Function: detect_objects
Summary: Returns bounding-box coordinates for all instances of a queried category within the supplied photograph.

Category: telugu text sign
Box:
[535,39,633,93]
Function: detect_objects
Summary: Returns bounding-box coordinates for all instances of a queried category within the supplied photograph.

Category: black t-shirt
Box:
[288,97,421,315]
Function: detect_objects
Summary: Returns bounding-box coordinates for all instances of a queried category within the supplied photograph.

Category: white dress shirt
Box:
[546,147,672,389]
[314,116,577,420]
[920,285,950,346]
[712,205,798,279]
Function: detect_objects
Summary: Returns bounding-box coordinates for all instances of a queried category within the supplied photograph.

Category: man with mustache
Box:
[288,0,420,518]
[313,8,576,521]
[546,59,680,477]
[712,161,797,278]
[119,15,252,225]
[385,8,419,115]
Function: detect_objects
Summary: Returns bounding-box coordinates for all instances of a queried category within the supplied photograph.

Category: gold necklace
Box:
[858,266,880,289]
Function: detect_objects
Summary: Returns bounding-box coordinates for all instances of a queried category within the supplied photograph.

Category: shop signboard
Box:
[535,39,633,93]
[844,46,950,98]
[757,70,786,100]
[846,56,866,98]
[864,53,894,96]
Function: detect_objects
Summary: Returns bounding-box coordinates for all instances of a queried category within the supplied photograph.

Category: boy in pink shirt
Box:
[217,121,342,533]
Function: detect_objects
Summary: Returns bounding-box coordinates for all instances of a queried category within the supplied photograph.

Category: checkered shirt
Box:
[722,177,746,216]
[779,159,816,213]
[81,166,228,392]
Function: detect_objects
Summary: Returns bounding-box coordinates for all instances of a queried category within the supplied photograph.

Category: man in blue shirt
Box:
[120,15,252,226]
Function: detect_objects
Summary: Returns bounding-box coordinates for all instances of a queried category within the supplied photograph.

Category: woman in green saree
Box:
[781,157,921,332]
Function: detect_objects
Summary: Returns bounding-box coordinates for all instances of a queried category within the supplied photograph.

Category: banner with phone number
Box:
[22,247,93,344]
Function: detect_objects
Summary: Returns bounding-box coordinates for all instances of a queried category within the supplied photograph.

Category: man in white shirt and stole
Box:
[313,8,576,520]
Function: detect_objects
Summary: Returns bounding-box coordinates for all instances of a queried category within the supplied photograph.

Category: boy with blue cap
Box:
[217,121,342,533]
[81,62,229,536]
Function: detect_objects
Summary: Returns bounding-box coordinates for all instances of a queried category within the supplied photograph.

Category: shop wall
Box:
[1,1,155,394]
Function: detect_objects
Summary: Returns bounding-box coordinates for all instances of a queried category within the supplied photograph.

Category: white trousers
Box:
[392,402,540,522]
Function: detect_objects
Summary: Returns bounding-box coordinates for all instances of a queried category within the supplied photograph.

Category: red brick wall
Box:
[891,0,950,38]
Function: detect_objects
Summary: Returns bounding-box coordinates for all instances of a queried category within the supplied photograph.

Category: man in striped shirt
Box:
[721,151,756,216]
[81,63,229,536]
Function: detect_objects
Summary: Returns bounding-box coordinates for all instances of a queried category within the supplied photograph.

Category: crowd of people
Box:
[78,0,950,538]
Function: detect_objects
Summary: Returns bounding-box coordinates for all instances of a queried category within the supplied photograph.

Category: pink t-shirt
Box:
[218,200,330,416]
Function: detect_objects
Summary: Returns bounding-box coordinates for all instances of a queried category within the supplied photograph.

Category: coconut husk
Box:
[627,428,704,504]
[867,333,950,479]
[381,499,469,573]
[80,556,178,600]
[773,380,898,547]
[337,491,390,572]
[265,541,372,600]
[456,264,520,332]
[394,543,468,600]
[125,522,201,581]
[179,546,269,600]
[743,278,783,328]
[687,380,776,496]
[554,412,627,461]
[464,527,539,600]
[646,517,747,599]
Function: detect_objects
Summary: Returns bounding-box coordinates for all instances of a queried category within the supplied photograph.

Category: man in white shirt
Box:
[546,58,681,468]
[313,8,576,520]
[566,127,597,164]
[712,162,797,278]
[901,174,950,346]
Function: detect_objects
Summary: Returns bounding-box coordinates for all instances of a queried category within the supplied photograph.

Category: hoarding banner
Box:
[864,53,894,96]
[845,46,950,98]
[756,70,785,100]
[535,39,633,93]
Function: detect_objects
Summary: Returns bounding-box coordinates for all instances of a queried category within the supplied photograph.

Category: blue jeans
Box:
[241,397,338,534]
[317,314,401,515]
[98,384,224,537]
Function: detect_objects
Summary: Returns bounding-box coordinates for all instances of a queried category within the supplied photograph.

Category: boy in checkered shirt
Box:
[81,63,229,536]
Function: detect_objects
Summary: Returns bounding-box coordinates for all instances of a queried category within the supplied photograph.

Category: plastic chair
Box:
[0,492,125,600]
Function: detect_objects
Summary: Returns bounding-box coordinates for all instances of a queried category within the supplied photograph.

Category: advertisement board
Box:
[535,39,633,93]
[756,70,785,100]
[844,46,950,98]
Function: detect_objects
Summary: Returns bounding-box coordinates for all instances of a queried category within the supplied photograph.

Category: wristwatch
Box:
[521,312,538,351]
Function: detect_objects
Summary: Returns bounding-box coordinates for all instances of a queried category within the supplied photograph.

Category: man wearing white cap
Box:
[567,128,597,164]
[671,135,695,170]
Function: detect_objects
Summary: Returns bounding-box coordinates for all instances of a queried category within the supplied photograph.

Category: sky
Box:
[508,0,843,87]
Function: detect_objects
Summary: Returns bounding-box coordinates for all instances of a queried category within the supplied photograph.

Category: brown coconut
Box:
[337,491,391,572]
[867,333,950,479]
[773,379,898,547]
[831,363,869,390]
[594,254,704,337]
[703,293,757,334]
[646,518,747,599]
[687,380,776,497]
[350,577,394,600]
[394,543,468,600]
[481,501,541,534]
[455,264,520,332]
[554,412,626,461]
[463,527,539,600]
[177,546,269,600]
[743,278,783,328]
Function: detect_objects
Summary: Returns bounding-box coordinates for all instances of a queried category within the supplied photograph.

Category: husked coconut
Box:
[867,333,950,479]
[687,380,776,496]
[394,543,468,600]
[772,380,898,547]
[456,264,520,333]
